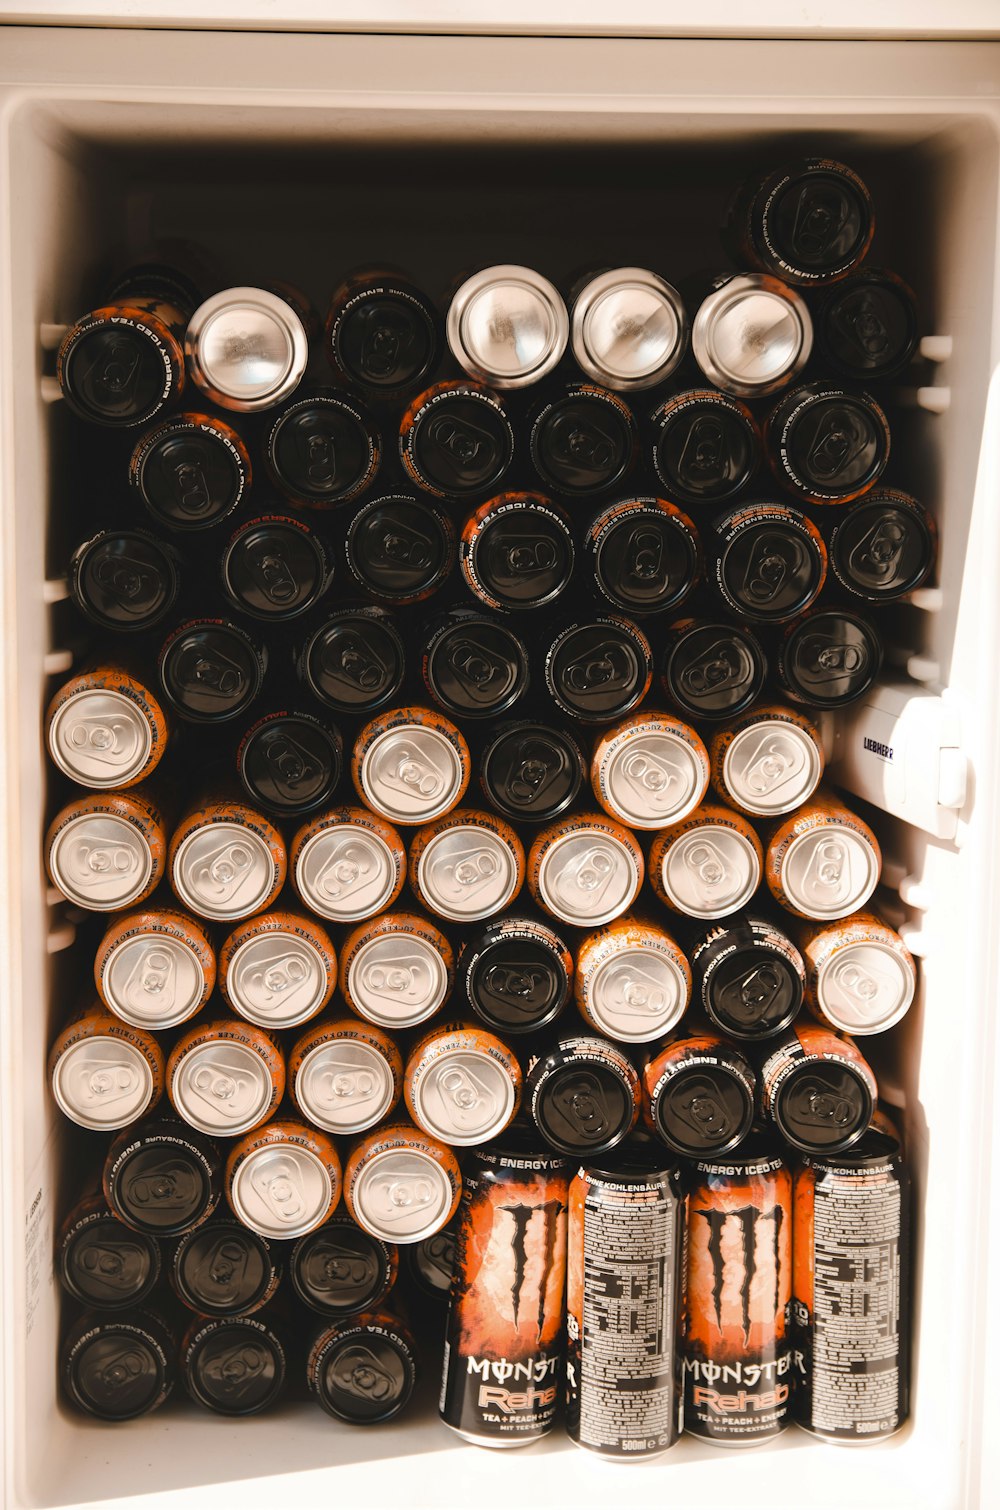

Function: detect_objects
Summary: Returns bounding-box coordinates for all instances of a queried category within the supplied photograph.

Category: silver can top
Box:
[185,287,309,411]
[295,1039,397,1135]
[692,274,813,397]
[359,727,466,826]
[599,730,706,830]
[49,813,154,911]
[171,1040,275,1137]
[347,934,449,1028]
[51,1035,155,1130]
[226,931,329,1029]
[816,939,916,1035]
[350,1146,455,1243]
[722,721,823,817]
[658,826,761,919]
[409,1049,517,1146]
[230,1143,334,1240]
[171,824,276,922]
[295,826,400,922]
[101,933,207,1030]
[446,265,569,389]
[571,268,687,390]
[536,830,640,926]
[780,828,880,920]
[48,690,153,790]
[585,948,689,1043]
[415,827,519,922]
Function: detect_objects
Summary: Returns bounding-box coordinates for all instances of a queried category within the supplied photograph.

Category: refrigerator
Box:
[1,14,999,1510]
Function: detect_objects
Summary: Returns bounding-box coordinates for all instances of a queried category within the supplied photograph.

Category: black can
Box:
[57,1190,161,1311]
[404,1222,458,1302]
[759,1023,878,1155]
[103,1118,223,1237]
[221,513,333,622]
[815,268,919,383]
[765,382,890,506]
[181,1313,286,1416]
[527,1035,641,1157]
[345,493,455,605]
[661,619,767,723]
[170,1217,281,1316]
[460,916,574,1035]
[290,1217,398,1318]
[57,273,192,428]
[62,1309,176,1420]
[460,492,574,613]
[158,617,267,724]
[129,411,251,532]
[264,390,381,509]
[643,1031,756,1158]
[707,502,827,623]
[691,915,806,1040]
[69,529,181,634]
[326,268,439,395]
[296,604,406,715]
[828,488,937,603]
[777,607,882,708]
[479,722,586,824]
[726,158,875,286]
[308,1310,417,1424]
[544,617,652,725]
[651,389,760,507]
[400,381,515,499]
[421,607,530,721]
[529,383,637,497]
[237,709,342,817]
[584,496,701,617]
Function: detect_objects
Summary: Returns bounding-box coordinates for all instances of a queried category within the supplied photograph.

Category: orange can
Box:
[408,807,524,923]
[95,906,215,1029]
[527,811,644,928]
[167,1018,285,1139]
[288,1016,403,1135]
[709,703,825,818]
[403,1021,522,1146]
[575,918,691,1043]
[351,706,471,826]
[763,791,881,921]
[590,711,710,830]
[648,802,763,920]
[798,910,916,1035]
[339,911,454,1029]
[46,786,167,912]
[343,1121,462,1245]
[218,910,336,1029]
[46,665,169,791]
[226,1118,342,1241]
[49,1003,164,1131]
[290,805,407,923]
[398,381,515,500]
[168,797,286,924]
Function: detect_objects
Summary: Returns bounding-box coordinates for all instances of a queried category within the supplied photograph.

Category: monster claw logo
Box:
[499,1198,563,1338]
[695,1204,782,1344]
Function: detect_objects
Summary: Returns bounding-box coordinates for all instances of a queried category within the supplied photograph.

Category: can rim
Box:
[294,826,401,922]
[359,725,467,825]
[170,1040,275,1137]
[585,949,689,1043]
[171,823,277,923]
[48,691,154,790]
[721,721,823,817]
[415,827,520,922]
[295,1039,397,1134]
[172,1220,273,1315]
[185,287,308,410]
[658,826,762,919]
[226,930,329,1028]
[49,811,154,911]
[780,827,880,920]
[350,1145,456,1243]
[597,727,708,830]
[571,267,687,390]
[692,274,813,397]
[229,1145,333,1239]
[347,933,448,1027]
[447,265,569,389]
[51,1035,155,1130]
[772,1060,875,1155]
[409,1046,518,1145]
[102,932,208,1029]
[815,938,916,1034]
[536,828,641,927]
[653,1059,756,1157]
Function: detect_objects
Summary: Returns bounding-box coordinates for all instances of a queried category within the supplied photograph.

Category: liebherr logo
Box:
[499,1200,562,1339]
[694,1204,783,1342]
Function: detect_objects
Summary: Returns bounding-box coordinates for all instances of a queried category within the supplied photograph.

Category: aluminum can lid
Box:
[171,1041,275,1137]
[415,828,520,922]
[229,1144,334,1240]
[295,826,400,922]
[409,1048,517,1146]
[722,720,823,816]
[447,266,568,388]
[49,813,154,911]
[102,932,208,1030]
[295,1040,397,1134]
[346,934,449,1028]
[585,949,689,1043]
[815,939,915,1034]
[692,275,812,396]
[781,828,879,919]
[536,830,640,926]
[172,825,276,922]
[658,827,761,918]
[225,931,329,1029]
[349,1146,456,1243]
[49,690,153,789]
[598,726,707,830]
[52,1037,155,1129]
[359,725,466,825]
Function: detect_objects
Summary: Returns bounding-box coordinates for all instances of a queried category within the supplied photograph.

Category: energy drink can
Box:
[798,911,917,1035]
[169,1217,281,1317]
[218,910,336,1030]
[46,665,169,790]
[403,1022,522,1147]
[709,704,824,819]
[69,528,181,634]
[526,1035,641,1158]
[764,381,890,506]
[168,798,286,923]
[399,381,514,500]
[57,1189,162,1311]
[346,494,455,605]
[308,1310,418,1424]
[297,605,406,716]
[58,277,190,427]
[158,617,267,725]
[288,1016,403,1136]
[446,265,568,388]
[221,513,333,622]
[421,607,531,722]
[479,723,586,825]
[590,711,710,831]
[104,1118,223,1237]
[226,1119,342,1241]
[181,1313,286,1416]
[528,383,638,496]
[49,1005,164,1131]
[459,916,573,1037]
[828,487,937,603]
[408,808,525,924]
[325,267,439,395]
[440,1141,570,1447]
[566,1146,684,1458]
[166,1018,285,1139]
[643,1032,756,1158]
[129,410,251,532]
[569,268,688,391]
[683,1136,793,1445]
[690,915,805,1040]
[264,389,381,509]
[527,812,644,928]
[651,389,760,507]
[661,618,767,724]
[95,907,215,1030]
[544,616,653,725]
[351,706,471,826]
[763,793,882,921]
[290,805,407,923]
[343,1122,462,1245]
[460,492,574,614]
[290,1216,398,1318]
[815,268,919,384]
[793,1111,910,1441]
[405,1222,458,1303]
[575,918,691,1044]
[62,1310,176,1420]
[339,911,453,1030]
[583,497,701,618]
[725,158,875,286]
[46,787,167,912]
[691,274,812,398]
[777,607,883,708]
[648,803,763,921]
[707,501,827,623]
[185,286,309,413]
[759,1023,878,1154]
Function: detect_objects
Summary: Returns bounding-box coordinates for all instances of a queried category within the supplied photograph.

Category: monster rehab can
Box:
[527,812,644,929]
[460,492,574,614]
[528,383,638,497]
[403,1022,522,1147]
[590,711,710,831]
[290,1216,399,1319]
[325,267,439,395]
[46,665,169,790]
[351,706,471,826]
[643,1032,756,1159]
[104,1118,223,1237]
[226,1119,342,1241]
[308,1310,418,1424]
[158,617,267,726]
[574,918,691,1044]
[440,1141,570,1447]
[690,915,805,1041]
[544,616,653,725]
[221,514,333,624]
[129,410,251,532]
[459,916,573,1036]
[408,808,525,924]
[405,1221,458,1302]
[526,1036,641,1158]
[95,906,215,1030]
[759,1022,877,1154]
[264,390,381,509]
[764,381,890,506]
[776,606,883,709]
[62,1309,176,1420]
[289,805,407,923]
[763,793,881,921]
[166,1018,285,1139]
[793,1111,909,1441]
[69,528,181,634]
[566,1145,684,1458]
[169,797,287,924]
[651,389,760,507]
[479,722,586,825]
[297,605,406,716]
[691,275,812,399]
[181,1313,286,1416]
[709,703,824,819]
[683,1136,793,1445]
[584,497,701,618]
[57,1188,162,1311]
[447,265,568,389]
[346,494,455,605]
[707,501,827,623]
[169,1217,281,1317]
[339,911,453,1030]
[648,803,763,921]
[399,381,515,500]
[343,1122,462,1246]
[798,911,917,1035]
[288,1016,403,1136]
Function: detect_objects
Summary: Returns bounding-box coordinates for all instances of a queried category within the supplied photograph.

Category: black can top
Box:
[406,1223,457,1299]
[131,415,249,531]
[299,607,406,713]
[402,384,514,498]
[64,1311,173,1421]
[184,1318,285,1416]
[772,1057,875,1154]
[589,498,701,616]
[662,620,767,721]
[59,319,178,428]
[290,1219,396,1317]
[70,529,180,633]
[580,1135,682,1183]
[530,385,637,496]
[529,1042,637,1156]
[712,504,826,623]
[222,516,331,621]
[313,1320,416,1424]
[238,711,342,816]
[697,922,804,1040]
[423,611,530,720]
[780,609,882,707]
[801,1116,903,1170]
[817,269,919,382]
[463,917,572,1034]
[265,392,379,507]
[159,619,266,724]
[464,495,574,611]
[330,280,439,393]
[59,1213,161,1311]
[753,160,874,283]
[480,722,586,823]
[652,390,760,506]
[546,618,652,724]
[770,383,890,503]
[829,490,936,602]
[106,1121,221,1236]
[346,494,454,603]
[653,1058,756,1159]
[171,1220,277,1316]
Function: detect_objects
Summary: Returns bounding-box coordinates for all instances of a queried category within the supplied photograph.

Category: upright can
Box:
[440,1142,571,1448]
[793,1112,910,1441]
[566,1146,685,1458]
[683,1137,793,1445]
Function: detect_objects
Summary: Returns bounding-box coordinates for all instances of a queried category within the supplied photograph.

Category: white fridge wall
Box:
[1,27,999,1510]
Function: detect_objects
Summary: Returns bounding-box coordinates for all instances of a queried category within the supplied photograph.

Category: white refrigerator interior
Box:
[1,24,999,1510]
